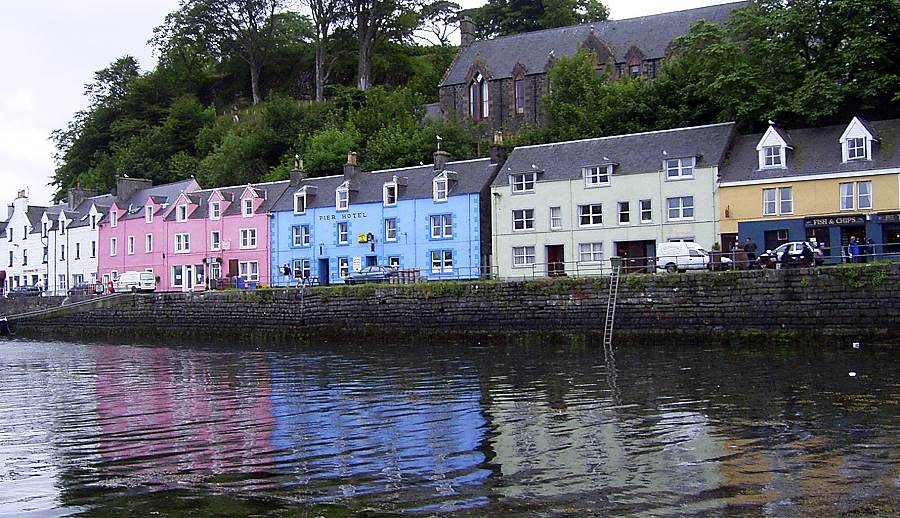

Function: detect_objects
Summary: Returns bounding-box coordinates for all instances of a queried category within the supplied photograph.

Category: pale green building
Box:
[490,123,736,278]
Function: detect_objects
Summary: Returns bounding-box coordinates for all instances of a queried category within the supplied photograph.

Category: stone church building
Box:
[438,1,746,132]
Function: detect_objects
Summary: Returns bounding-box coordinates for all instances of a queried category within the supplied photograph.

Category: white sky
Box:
[0,0,732,210]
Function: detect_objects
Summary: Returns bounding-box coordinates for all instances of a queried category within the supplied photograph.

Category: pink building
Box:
[98,176,287,291]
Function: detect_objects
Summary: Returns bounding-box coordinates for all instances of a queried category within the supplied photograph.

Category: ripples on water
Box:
[0,339,897,516]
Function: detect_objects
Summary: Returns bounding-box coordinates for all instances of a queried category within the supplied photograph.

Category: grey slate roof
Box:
[719,119,900,183]
[117,179,200,221]
[68,194,114,228]
[270,158,501,212]
[495,122,737,186]
[167,181,290,220]
[442,1,746,86]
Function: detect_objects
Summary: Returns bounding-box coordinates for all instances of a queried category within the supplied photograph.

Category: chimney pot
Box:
[343,151,360,179]
[460,17,476,47]
[433,150,450,171]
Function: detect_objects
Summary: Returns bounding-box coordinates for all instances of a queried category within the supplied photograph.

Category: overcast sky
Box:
[0,0,732,211]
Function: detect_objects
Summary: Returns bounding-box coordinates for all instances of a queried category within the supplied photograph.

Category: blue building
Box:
[269,150,503,286]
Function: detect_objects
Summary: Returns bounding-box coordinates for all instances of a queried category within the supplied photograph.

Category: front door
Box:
[546,245,565,276]
[366,255,377,267]
[183,265,195,292]
[318,259,330,286]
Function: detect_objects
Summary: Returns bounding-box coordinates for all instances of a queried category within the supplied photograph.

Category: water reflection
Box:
[0,340,896,516]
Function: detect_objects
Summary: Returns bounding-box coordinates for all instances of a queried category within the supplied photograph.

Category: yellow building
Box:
[719,117,900,262]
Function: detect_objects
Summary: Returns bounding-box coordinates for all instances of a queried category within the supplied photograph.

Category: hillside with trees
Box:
[51,0,899,200]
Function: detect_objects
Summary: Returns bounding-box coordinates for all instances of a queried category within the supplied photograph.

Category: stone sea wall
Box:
[11,264,900,344]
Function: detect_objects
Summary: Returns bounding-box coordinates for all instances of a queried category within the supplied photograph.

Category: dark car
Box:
[67,282,97,296]
[7,285,43,298]
[757,242,824,269]
[344,266,396,285]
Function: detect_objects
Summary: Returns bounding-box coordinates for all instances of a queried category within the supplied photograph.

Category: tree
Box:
[467,0,608,38]
[348,0,419,90]
[155,0,286,104]
[417,1,460,46]
[302,0,344,101]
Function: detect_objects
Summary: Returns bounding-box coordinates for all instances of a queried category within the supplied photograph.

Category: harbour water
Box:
[0,339,897,516]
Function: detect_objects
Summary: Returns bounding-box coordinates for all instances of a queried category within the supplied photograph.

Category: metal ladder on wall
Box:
[602,260,622,348]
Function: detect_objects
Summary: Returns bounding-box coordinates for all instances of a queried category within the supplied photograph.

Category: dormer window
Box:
[42,222,48,237]
[59,220,65,235]
[583,165,612,187]
[383,183,397,206]
[145,206,153,223]
[110,211,118,227]
[210,201,221,220]
[336,185,349,211]
[433,175,449,202]
[469,73,488,121]
[763,146,783,167]
[510,172,537,192]
[242,198,253,217]
[847,137,866,160]
[294,191,307,214]
[665,157,695,180]
[176,205,187,222]
[90,214,97,230]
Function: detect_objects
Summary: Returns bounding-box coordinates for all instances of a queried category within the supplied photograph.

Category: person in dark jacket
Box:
[848,236,861,263]
[743,237,758,268]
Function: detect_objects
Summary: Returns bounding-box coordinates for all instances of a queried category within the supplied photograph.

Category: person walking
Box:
[743,237,758,269]
[848,236,860,263]
[866,237,876,262]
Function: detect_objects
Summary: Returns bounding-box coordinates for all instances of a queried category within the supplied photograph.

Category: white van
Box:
[656,242,711,273]
[113,271,157,293]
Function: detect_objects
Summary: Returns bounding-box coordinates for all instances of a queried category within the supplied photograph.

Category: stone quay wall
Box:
[11,264,900,344]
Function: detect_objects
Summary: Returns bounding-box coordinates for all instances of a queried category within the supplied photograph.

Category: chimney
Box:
[490,131,507,165]
[343,151,360,180]
[433,150,450,171]
[290,154,306,186]
[16,189,27,200]
[115,175,152,202]
[67,187,97,210]
[460,17,476,47]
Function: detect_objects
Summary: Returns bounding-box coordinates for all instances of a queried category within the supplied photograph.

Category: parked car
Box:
[656,242,713,273]
[113,271,157,293]
[67,282,98,296]
[7,285,43,298]
[344,266,396,285]
[757,242,823,269]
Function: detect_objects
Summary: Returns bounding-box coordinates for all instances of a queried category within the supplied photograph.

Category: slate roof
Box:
[118,179,200,221]
[719,119,900,183]
[270,158,501,212]
[495,122,736,186]
[68,194,114,229]
[25,206,48,231]
[442,1,746,86]
[168,181,290,220]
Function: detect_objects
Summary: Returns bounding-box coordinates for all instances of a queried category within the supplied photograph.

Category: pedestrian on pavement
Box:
[743,237,758,269]
[848,236,860,263]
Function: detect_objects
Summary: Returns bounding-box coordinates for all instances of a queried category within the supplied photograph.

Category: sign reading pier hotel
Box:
[318,212,368,221]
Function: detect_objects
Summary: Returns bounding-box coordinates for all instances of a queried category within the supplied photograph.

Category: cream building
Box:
[491,123,736,278]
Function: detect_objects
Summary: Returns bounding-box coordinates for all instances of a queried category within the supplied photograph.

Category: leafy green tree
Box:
[304,123,363,175]
[467,0,608,38]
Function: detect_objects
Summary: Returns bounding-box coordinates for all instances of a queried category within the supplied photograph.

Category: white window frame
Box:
[242,197,254,217]
[666,196,695,221]
[583,165,611,187]
[210,201,221,220]
[857,181,872,210]
[578,204,603,227]
[388,256,400,267]
[779,187,793,214]
[239,261,259,281]
[210,230,221,251]
[763,188,777,216]
[240,228,257,249]
[430,214,452,239]
[549,206,562,230]
[127,235,135,255]
[145,206,153,223]
[110,211,118,228]
[512,246,535,267]
[176,205,188,222]
[840,182,855,211]
[763,146,783,168]
[639,199,652,223]
[433,176,449,202]
[110,237,118,256]
[578,242,604,263]
[510,173,536,193]
[512,209,534,231]
[431,249,454,273]
[336,186,349,211]
[337,221,349,244]
[145,234,153,253]
[383,183,397,206]
[174,233,191,253]
[618,201,630,225]
[294,192,307,214]
[339,257,350,278]
[846,137,867,161]
[385,218,397,241]
[665,157,695,180]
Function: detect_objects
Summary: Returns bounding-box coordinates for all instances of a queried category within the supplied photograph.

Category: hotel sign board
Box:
[804,215,865,228]
[874,212,900,223]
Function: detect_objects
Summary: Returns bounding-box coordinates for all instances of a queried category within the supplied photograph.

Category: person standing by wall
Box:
[743,237,758,269]
[848,236,860,263]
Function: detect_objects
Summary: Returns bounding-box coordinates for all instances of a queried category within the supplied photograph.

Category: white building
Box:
[1,191,50,293]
